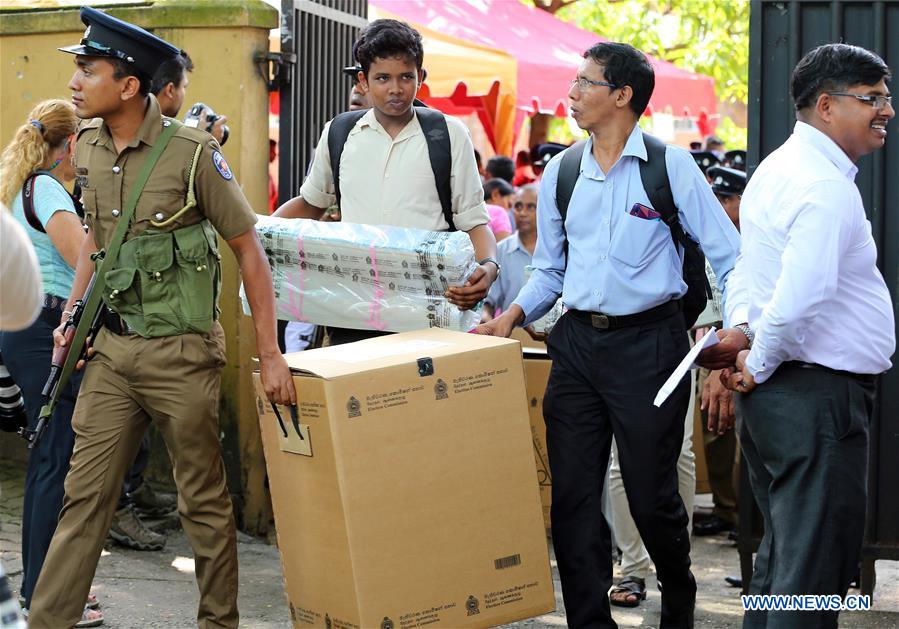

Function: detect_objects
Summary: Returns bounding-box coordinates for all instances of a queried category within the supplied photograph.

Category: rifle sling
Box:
[40,120,181,420]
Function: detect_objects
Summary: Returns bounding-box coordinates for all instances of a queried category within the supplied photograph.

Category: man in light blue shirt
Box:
[478,42,748,628]
[483,184,538,318]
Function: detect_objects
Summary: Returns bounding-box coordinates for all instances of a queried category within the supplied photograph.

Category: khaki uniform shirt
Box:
[76,95,257,248]
[300,108,489,232]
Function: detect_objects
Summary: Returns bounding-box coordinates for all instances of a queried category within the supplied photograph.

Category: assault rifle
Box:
[19,274,105,448]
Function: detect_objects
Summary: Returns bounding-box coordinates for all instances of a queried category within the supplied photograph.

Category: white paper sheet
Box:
[653,327,720,407]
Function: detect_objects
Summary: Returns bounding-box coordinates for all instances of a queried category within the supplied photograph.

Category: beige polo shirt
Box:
[300,108,488,232]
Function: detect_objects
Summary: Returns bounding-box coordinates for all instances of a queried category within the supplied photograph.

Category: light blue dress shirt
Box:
[486,232,533,313]
[514,124,741,325]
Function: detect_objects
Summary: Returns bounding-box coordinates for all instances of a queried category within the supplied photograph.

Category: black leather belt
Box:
[567,301,681,330]
[781,361,877,385]
[103,310,135,335]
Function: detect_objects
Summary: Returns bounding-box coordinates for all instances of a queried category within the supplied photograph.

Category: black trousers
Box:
[737,364,874,629]
[0,307,82,607]
[544,310,695,629]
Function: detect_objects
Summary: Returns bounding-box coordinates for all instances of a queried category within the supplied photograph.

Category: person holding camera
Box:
[152,50,229,145]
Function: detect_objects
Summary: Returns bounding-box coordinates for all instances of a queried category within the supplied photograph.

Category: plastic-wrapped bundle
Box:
[247,216,480,333]
[531,300,565,334]
[692,259,724,328]
[523,265,565,334]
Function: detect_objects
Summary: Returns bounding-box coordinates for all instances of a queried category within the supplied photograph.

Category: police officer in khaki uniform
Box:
[694,165,746,539]
[29,8,294,628]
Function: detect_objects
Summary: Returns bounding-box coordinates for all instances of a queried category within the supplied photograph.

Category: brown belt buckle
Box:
[591,313,610,329]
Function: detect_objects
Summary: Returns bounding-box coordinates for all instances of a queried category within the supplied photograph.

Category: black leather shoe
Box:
[693,515,732,536]
[725,575,743,588]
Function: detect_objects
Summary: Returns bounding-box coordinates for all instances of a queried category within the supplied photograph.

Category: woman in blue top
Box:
[0,99,104,627]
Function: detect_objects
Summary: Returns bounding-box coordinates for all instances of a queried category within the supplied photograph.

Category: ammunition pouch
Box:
[100,221,221,338]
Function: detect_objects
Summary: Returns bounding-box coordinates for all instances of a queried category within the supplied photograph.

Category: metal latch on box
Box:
[417,357,434,377]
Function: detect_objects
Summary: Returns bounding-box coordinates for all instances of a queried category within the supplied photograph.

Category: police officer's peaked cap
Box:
[690,150,720,175]
[342,63,362,77]
[531,142,567,168]
[59,7,180,80]
[708,166,747,197]
[724,149,747,171]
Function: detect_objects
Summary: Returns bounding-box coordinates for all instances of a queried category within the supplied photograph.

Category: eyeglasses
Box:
[826,92,892,109]
[569,77,617,91]
[514,202,537,211]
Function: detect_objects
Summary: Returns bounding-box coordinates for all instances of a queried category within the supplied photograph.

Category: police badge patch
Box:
[212,150,233,180]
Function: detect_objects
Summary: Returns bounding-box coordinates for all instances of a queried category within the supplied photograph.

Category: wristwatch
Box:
[478,256,501,276]
[735,323,754,348]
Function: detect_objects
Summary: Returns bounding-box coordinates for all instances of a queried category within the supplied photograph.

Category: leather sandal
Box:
[609,575,647,608]
[20,604,103,627]
[76,606,104,628]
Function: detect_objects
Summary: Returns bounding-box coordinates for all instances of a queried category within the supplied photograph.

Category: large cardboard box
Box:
[522,348,552,532]
[254,329,555,628]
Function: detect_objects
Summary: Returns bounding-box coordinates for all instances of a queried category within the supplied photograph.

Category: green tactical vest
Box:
[101,220,221,338]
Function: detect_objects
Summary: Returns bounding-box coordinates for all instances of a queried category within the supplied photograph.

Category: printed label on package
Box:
[395,601,458,628]
[290,604,318,625]
[364,385,425,413]
[482,580,542,611]
[452,368,509,394]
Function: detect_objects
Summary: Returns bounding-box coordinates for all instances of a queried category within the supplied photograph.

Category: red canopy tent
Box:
[370,0,718,129]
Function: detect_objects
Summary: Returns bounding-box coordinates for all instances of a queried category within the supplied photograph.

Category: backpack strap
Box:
[556,140,586,224]
[327,108,456,232]
[639,132,713,308]
[638,132,686,249]
[327,110,368,211]
[414,106,454,232]
[21,171,55,233]
[555,140,587,262]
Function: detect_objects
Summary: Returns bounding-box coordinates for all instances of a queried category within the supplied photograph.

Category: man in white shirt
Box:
[275,19,496,345]
[723,43,895,629]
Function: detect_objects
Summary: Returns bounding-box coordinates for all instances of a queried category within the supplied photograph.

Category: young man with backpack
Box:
[477,43,748,628]
[275,19,496,345]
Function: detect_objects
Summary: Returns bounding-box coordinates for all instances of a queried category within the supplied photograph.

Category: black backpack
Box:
[326,106,455,231]
[555,132,711,328]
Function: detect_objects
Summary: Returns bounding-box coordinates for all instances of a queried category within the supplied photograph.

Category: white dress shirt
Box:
[734,121,895,383]
[300,108,488,232]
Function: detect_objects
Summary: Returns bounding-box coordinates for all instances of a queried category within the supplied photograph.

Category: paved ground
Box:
[2,461,897,628]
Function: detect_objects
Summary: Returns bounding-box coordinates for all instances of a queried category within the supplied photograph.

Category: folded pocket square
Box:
[629,203,661,220]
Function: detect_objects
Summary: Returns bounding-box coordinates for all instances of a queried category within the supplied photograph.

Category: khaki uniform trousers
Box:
[29,323,238,629]
[698,367,739,526]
